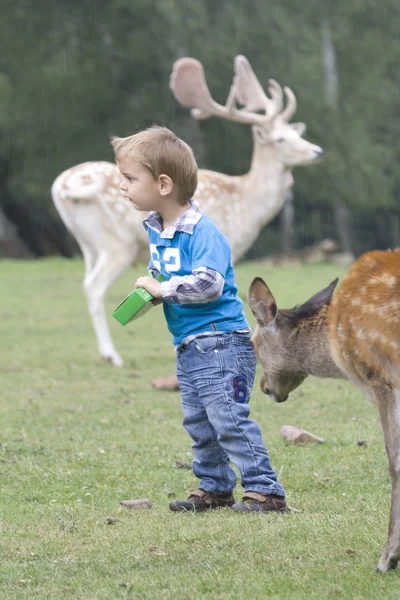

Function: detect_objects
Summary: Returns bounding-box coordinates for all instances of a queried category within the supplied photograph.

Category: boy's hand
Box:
[135,276,162,299]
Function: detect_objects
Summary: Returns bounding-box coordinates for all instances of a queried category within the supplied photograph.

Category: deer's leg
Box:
[83,249,133,367]
[375,386,400,572]
[79,239,98,280]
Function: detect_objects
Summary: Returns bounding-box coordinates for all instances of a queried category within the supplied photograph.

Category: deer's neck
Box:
[292,307,345,380]
[196,142,294,263]
[246,142,292,219]
[228,144,292,261]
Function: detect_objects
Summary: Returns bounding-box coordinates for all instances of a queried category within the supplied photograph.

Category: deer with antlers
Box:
[248,249,400,572]
[52,55,323,369]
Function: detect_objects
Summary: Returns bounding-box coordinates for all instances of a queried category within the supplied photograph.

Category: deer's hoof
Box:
[101,354,124,368]
[376,555,398,573]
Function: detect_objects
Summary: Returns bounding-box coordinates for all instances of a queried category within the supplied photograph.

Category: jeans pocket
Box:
[237,349,256,369]
[193,336,219,355]
[236,350,256,400]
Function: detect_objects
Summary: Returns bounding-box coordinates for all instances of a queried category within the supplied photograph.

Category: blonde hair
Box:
[111,126,198,204]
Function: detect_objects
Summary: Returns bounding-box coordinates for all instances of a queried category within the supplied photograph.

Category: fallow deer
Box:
[247,249,400,572]
[51,55,323,369]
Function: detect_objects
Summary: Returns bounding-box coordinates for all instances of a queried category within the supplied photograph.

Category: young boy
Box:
[112,126,287,513]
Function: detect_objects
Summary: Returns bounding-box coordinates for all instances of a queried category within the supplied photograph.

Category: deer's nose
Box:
[313,146,324,157]
[260,378,270,395]
[274,393,289,403]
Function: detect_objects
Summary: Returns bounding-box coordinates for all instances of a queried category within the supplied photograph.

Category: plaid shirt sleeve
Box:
[160,267,224,305]
[147,262,160,279]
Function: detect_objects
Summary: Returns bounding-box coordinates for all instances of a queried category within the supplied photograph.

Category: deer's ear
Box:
[253,125,272,145]
[291,122,306,137]
[294,278,339,318]
[248,277,278,326]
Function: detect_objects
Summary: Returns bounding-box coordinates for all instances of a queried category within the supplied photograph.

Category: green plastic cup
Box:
[112,274,165,326]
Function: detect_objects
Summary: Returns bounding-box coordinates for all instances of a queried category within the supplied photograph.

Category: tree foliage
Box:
[0,0,399,255]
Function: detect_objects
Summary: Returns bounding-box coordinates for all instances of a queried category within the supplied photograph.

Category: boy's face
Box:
[117,157,162,212]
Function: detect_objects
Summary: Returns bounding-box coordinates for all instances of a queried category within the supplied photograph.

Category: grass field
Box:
[1,258,399,599]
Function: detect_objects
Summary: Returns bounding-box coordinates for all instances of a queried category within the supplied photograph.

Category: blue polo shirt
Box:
[145,213,249,345]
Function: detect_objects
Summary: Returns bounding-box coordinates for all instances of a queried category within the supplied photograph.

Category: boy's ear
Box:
[159,174,174,196]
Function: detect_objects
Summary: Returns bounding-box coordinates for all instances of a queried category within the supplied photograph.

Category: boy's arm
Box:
[147,259,160,302]
[134,259,161,300]
[160,267,224,305]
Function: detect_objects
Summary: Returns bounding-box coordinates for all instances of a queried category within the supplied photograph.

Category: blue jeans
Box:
[176,332,285,497]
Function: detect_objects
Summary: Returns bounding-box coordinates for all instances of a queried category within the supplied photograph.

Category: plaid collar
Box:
[143,200,203,239]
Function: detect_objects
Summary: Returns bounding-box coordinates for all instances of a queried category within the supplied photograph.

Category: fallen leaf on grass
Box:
[104,517,120,525]
[148,545,168,556]
[128,370,141,378]
[175,460,192,469]
[120,498,152,509]
[286,505,302,513]
[281,425,324,444]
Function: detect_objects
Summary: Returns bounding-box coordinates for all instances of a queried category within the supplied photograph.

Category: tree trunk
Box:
[0,206,33,258]
[310,209,322,241]
[279,190,294,256]
[322,25,356,255]
[333,198,354,254]
[389,213,400,247]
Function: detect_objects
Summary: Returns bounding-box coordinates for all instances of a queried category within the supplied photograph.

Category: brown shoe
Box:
[169,488,235,512]
[231,491,288,513]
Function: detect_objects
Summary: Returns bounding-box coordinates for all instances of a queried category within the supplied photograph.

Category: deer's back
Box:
[195,170,259,261]
[329,249,400,388]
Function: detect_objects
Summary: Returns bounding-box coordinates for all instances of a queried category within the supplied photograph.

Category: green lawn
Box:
[0,258,398,599]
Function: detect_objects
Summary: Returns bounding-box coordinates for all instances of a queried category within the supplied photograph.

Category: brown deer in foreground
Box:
[52,55,323,369]
[248,249,400,572]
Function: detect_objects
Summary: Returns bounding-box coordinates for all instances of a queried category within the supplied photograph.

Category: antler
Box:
[234,56,297,123]
[170,57,279,126]
[280,86,297,122]
[234,56,282,120]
